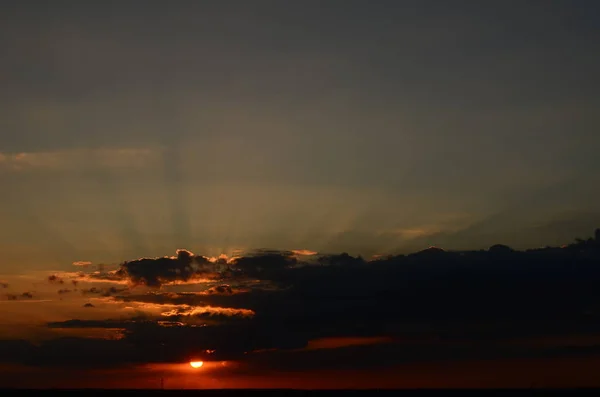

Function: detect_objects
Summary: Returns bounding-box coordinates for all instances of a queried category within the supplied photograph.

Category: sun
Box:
[189,361,204,368]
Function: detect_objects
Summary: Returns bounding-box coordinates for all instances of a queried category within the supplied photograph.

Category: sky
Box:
[1,0,600,389]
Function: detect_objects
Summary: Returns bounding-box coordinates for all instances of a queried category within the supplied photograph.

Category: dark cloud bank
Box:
[3,231,600,371]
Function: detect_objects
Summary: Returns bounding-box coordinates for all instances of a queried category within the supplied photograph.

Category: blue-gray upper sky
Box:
[1,0,599,270]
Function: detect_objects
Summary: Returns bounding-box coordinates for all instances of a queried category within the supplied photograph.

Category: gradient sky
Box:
[2,1,600,389]
[1,0,600,269]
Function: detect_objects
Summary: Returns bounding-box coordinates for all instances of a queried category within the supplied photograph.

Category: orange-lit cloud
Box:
[72,261,92,267]
[291,249,318,256]
[58,271,130,285]
[206,254,232,263]
[203,285,235,295]
[47,274,64,284]
[0,298,52,304]
[160,305,255,318]
[163,277,215,286]
[81,297,255,322]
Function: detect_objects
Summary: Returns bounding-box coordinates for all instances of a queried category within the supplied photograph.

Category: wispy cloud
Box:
[0,299,52,304]
[72,261,92,267]
[160,305,255,318]
[291,249,318,256]
[0,147,161,171]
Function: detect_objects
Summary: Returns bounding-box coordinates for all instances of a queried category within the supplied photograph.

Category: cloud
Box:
[160,305,255,319]
[115,249,218,287]
[75,249,321,287]
[114,292,203,306]
[47,319,141,330]
[47,274,64,284]
[3,230,600,370]
[72,261,92,267]
[205,285,234,295]
[112,289,272,312]
[291,249,318,256]
[4,292,34,301]
[42,318,305,364]
[0,282,8,288]
[9,316,600,371]
[83,303,95,308]
[81,286,128,297]
[0,147,161,172]
[75,271,129,285]
[228,250,298,279]
[78,249,303,288]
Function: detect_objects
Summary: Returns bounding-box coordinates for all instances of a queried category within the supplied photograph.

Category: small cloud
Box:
[6,294,17,301]
[161,305,255,319]
[83,303,95,308]
[48,274,64,284]
[206,253,231,264]
[81,287,101,295]
[0,281,8,288]
[76,270,129,285]
[57,289,72,295]
[389,228,440,239]
[205,285,233,295]
[21,292,33,299]
[292,249,318,256]
[81,286,127,297]
[72,261,92,267]
[0,147,161,172]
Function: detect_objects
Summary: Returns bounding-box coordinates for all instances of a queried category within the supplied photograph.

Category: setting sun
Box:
[189,361,204,369]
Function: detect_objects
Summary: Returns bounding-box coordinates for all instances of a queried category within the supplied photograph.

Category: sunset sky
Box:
[1,0,600,389]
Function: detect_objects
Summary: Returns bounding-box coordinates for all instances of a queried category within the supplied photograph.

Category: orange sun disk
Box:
[190,361,204,368]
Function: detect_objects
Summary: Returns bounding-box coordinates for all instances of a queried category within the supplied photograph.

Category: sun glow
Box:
[189,361,204,368]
